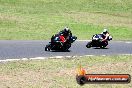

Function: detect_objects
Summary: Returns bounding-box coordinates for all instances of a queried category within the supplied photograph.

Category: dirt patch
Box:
[0,13,24,22]
[88,62,132,74]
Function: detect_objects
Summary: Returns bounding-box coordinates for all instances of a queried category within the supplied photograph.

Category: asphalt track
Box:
[0,40,132,60]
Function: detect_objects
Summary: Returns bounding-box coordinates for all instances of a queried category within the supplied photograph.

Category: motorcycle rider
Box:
[50,33,66,47]
[51,27,72,45]
[59,33,66,43]
[59,27,72,40]
[45,27,76,51]
[101,28,110,41]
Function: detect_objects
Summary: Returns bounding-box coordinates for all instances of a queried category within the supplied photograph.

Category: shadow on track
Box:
[48,50,71,52]
[93,47,109,49]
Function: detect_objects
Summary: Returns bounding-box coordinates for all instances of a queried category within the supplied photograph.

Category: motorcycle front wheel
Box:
[100,41,108,48]
[86,41,92,48]
[45,44,51,51]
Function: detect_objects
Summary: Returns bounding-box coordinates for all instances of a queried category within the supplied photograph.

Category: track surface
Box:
[0,40,132,59]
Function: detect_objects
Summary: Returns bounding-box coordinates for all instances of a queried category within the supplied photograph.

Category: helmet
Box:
[64,27,70,32]
[103,28,108,34]
[60,33,64,36]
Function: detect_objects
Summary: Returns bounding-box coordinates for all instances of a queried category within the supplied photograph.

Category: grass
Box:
[0,0,132,40]
[0,55,132,88]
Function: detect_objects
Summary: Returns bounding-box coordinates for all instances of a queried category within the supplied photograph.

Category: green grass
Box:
[0,0,132,40]
[0,55,132,88]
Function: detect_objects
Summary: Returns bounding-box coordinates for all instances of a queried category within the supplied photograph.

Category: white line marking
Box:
[102,55,106,56]
[0,59,20,62]
[49,57,55,59]
[6,59,20,61]
[79,56,83,58]
[65,56,72,58]
[0,60,7,62]
[22,58,28,60]
[84,55,94,57]
[0,54,132,62]
[125,42,132,44]
[55,56,64,58]
[30,57,46,60]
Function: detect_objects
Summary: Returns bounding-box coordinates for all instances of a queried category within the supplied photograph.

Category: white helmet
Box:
[64,27,69,31]
[64,27,70,32]
[103,28,108,34]
[103,28,108,32]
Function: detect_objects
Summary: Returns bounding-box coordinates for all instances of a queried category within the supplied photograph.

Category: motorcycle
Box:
[86,34,112,48]
[45,34,77,51]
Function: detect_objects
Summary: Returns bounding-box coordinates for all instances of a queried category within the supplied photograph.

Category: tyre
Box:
[100,41,108,48]
[62,46,69,51]
[76,75,86,85]
[100,45,106,48]
[45,44,51,51]
[62,43,71,51]
[86,41,92,48]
